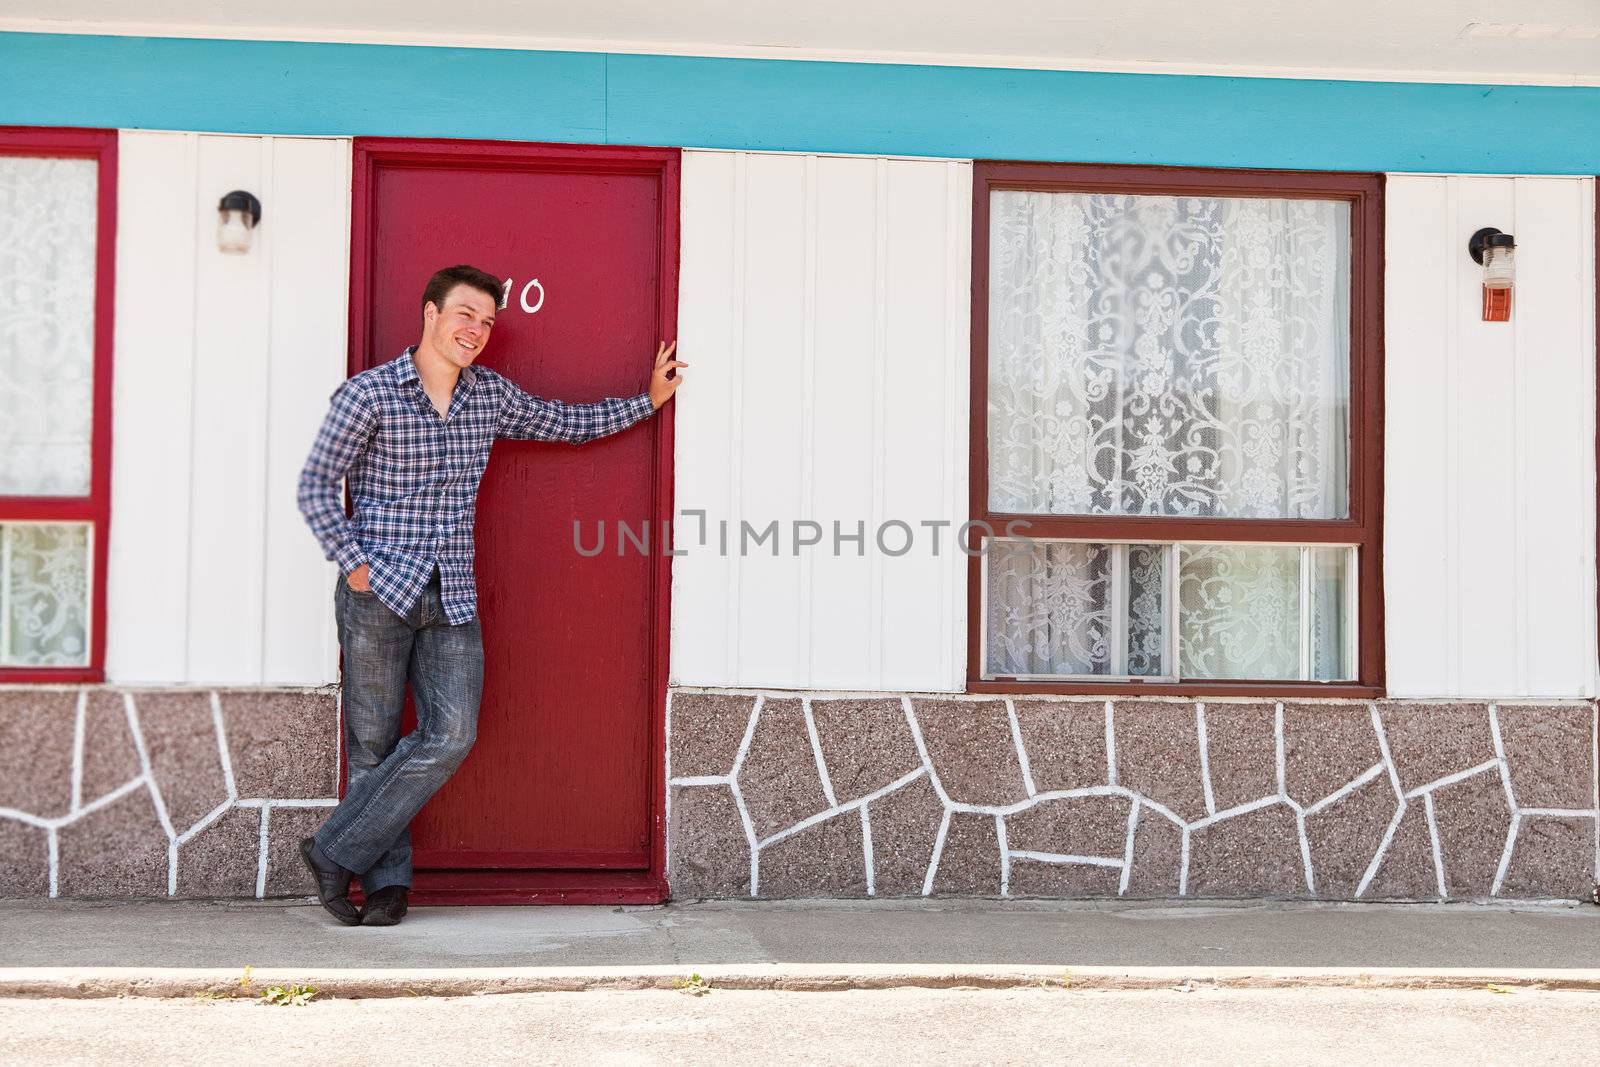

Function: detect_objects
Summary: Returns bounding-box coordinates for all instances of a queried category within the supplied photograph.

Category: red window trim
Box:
[0,126,117,683]
[968,161,1385,698]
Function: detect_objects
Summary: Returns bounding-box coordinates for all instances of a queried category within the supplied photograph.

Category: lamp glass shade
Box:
[218,208,253,254]
[1481,244,1514,289]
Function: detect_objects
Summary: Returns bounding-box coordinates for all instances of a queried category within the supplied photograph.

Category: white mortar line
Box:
[59,776,146,825]
[209,691,238,801]
[860,806,875,897]
[1005,698,1038,797]
[1370,703,1403,798]
[996,815,1011,897]
[1424,792,1447,899]
[1355,800,1407,899]
[901,697,952,806]
[727,776,760,899]
[1306,763,1386,817]
[69,689,86,813]
[668,775,732,787]
[46,826,58,899]
[1491,810,1522,897]
[1186,794,1280,831]
[1104,701,1117,787]
[1195,702,1216,817]
[1139,797,1187,828]
[166,841,179,897]
[0,808,50,829]
[1488,703,1518,812]
[234,798,337,808]
[1009,850,1123,868]
[1296,809,1316,895]
[1274,702,1287,798]
[729,695,765,781]
[1403,758,1501,800]
[1518,807,1600,817]
[122,693,176,843]
[757,767,929,848]
[254,804,271,899]
[1178,826,1191,896]
[1118,802,1140,896]
[922,808,953,897]
[801,697,838,808]
[929,784,1139,820]
[173,798,234,847]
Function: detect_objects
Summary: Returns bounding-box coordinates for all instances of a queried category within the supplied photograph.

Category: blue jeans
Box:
[315,570,483,890]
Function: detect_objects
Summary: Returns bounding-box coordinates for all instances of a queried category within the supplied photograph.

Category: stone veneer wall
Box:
[667,692,1600,902]
[0,688,337,899]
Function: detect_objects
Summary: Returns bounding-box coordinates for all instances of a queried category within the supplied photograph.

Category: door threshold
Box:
[397,868,668,906]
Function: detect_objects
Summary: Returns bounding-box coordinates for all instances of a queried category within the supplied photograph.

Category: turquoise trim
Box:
[3,32,1598,173]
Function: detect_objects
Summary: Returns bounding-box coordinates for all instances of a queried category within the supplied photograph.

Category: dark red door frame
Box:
[0,126,116,684]
[347,137,678,905]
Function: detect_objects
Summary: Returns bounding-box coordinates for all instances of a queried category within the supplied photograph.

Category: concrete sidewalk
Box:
[3,898,1598,997]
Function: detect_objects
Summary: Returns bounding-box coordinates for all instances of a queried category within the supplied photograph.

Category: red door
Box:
[348,139,677,904]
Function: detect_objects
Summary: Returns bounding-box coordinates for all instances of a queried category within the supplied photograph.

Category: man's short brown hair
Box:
[421,265,502,326]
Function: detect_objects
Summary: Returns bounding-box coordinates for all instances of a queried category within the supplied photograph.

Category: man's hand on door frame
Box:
[649,340,687,410]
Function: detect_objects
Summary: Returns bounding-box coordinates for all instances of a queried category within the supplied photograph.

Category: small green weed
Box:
[673,973,711,997]
[260,984,319,1007]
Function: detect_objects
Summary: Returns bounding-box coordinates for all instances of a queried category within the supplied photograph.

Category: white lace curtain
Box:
[984,190,1351,680]
[988,190,1349,519]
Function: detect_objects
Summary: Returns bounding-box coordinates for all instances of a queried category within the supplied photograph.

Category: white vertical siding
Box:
[1385,175,1597,698]
[107,132,349,685]
[673,150,971,691]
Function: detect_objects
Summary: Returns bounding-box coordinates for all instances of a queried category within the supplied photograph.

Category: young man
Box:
[295,264,684,926]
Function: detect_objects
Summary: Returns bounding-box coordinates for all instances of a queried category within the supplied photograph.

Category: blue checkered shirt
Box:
[298,347,655,624]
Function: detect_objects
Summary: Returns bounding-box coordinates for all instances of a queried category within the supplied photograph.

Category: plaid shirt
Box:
[298,347,655,624]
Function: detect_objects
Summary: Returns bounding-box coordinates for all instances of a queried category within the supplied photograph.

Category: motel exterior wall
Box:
[0,34,1596,903]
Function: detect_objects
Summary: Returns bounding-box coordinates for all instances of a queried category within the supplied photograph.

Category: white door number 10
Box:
[499,277,546,314]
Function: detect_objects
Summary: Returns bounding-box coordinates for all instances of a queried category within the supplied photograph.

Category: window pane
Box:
[988,190,1350,519]
[3,523,90,667]
[0,156,97,496]
[1310,546,1354,681]
[1178,544,1300,679]
[985,539,1166,678]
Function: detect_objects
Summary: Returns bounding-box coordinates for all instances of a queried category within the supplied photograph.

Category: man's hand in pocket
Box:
[346,563,372,591]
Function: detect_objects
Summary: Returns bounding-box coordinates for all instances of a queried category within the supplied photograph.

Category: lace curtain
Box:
[2,523,90,666]
[985,190,1352,680]
[988,190,1349,519]
[0,156,97,496]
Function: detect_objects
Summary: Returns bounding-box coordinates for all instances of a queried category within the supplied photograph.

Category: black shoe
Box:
[297,837,361,926]
[360,885,410,927]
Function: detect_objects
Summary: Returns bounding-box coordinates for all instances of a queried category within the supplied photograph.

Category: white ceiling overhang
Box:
[3,1,1599,86]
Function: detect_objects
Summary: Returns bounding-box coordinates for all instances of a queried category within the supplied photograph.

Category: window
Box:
[970,163,1382,696]
[0,127,115,680]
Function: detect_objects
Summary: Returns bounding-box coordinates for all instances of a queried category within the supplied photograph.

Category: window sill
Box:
[0,667,103,685]
[967,679,1384,700]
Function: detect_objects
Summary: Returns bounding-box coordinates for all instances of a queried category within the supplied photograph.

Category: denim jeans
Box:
[315,569,483,890]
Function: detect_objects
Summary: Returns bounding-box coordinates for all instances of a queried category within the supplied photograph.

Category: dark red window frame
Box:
[968,161,1384,699]
[0,126,116,683]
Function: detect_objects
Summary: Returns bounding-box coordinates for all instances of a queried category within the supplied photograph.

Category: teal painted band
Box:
[3,32,1599,173]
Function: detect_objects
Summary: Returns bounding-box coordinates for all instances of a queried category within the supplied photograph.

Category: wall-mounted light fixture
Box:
[1468,227,1515,322]
[217,190,262,254]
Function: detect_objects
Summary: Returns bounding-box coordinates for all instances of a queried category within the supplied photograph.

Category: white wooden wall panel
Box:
[674,150,971,691]
[1385,174,1597,698]
[107,132,349,685]
[106,133,199,684]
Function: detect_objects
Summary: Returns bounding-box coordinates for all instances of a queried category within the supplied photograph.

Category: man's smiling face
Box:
[422,282,498,369]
